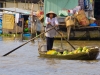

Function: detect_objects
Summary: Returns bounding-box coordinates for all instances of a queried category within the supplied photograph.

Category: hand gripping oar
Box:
[2,26,57,57]
[50,25,75,50]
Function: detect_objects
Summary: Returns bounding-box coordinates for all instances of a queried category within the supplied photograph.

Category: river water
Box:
[0,36,100,75]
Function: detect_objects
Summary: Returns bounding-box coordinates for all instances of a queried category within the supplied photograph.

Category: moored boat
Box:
[38,47,99,60]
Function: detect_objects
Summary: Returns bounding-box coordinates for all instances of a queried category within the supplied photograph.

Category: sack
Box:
[59,10,68,17]
[74,10,89,26]
[36,10,41,17]
[90,19,95,24]
[74,10,85,17]
[38,15,44,20]
[76,14,89,26]
[65,16,75,27]
[80,18,89,26]
[89,17,96,24]
[76,14,85,21]
[39,15,44,23]
[78,10,85,15]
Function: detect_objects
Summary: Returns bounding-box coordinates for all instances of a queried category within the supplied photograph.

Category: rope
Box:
[61,33,63,50]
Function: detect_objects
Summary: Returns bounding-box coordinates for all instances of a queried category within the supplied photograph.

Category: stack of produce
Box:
[46,47,90,56]
[46,50,58,55]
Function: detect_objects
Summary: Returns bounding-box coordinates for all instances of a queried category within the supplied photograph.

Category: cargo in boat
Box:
[38,47,99,60]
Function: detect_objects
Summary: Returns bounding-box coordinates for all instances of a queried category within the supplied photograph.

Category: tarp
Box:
[2,14,14,29]
[44,0,78,16]
[0,8,30,14]
[44,0,78,26]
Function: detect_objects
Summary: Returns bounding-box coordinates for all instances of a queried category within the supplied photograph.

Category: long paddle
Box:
[50,25,75,50]
[2,26,57,57]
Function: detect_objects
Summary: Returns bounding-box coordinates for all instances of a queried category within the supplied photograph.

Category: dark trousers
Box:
[46,37,54,50]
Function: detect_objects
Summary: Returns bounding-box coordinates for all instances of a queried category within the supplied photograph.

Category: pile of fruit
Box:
[46,46,90,56]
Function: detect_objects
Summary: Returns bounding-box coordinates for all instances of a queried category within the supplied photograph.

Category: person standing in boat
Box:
[45,11,59,51]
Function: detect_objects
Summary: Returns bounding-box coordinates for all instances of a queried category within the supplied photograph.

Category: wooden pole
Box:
[50,25,75,50]
[4,1,6,8]
[3,26,58,56]
[25,0,26,9]
[28,1,29,10]
[31,3,34,35]
[93,0,94,17]
[14,0,17,38]
[38,0,41,10]
[67,26,71,41]
[21,18,24,41]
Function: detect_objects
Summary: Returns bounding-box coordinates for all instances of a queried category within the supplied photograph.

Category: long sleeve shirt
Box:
[45,17,58,26]
[45,17,59,37]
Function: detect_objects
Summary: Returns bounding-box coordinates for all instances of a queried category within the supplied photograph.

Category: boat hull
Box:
[39,48,99,60]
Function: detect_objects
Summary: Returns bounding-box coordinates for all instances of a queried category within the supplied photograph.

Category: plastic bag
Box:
[59,10,68,17]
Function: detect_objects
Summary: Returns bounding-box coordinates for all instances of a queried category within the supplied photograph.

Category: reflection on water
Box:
[0,36,100,75]
[45,58,60,65]
[0,34,32,41]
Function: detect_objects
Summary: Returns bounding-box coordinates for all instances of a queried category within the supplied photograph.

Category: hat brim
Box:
[46,13,57,18]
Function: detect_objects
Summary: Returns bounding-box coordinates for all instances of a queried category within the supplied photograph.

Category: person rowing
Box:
[45,11,59,51]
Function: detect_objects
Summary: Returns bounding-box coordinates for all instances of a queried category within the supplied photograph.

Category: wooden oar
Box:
[50,25,75,50]
[2,26,57,57]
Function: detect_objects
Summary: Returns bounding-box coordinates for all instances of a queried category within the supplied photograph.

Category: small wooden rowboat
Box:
[38,48,99,60]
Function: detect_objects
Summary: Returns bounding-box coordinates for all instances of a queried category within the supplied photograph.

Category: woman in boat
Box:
[45,11,59,51]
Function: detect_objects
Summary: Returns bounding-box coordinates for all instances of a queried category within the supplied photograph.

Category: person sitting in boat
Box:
[45,11,59,51]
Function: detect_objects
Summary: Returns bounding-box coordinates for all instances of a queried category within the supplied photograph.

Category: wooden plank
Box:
[75,26,100,29]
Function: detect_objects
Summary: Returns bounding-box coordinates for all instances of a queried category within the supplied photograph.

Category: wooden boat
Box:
[38,47,99,60]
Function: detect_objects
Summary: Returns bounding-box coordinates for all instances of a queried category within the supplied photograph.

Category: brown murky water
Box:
[0,36,100,75]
